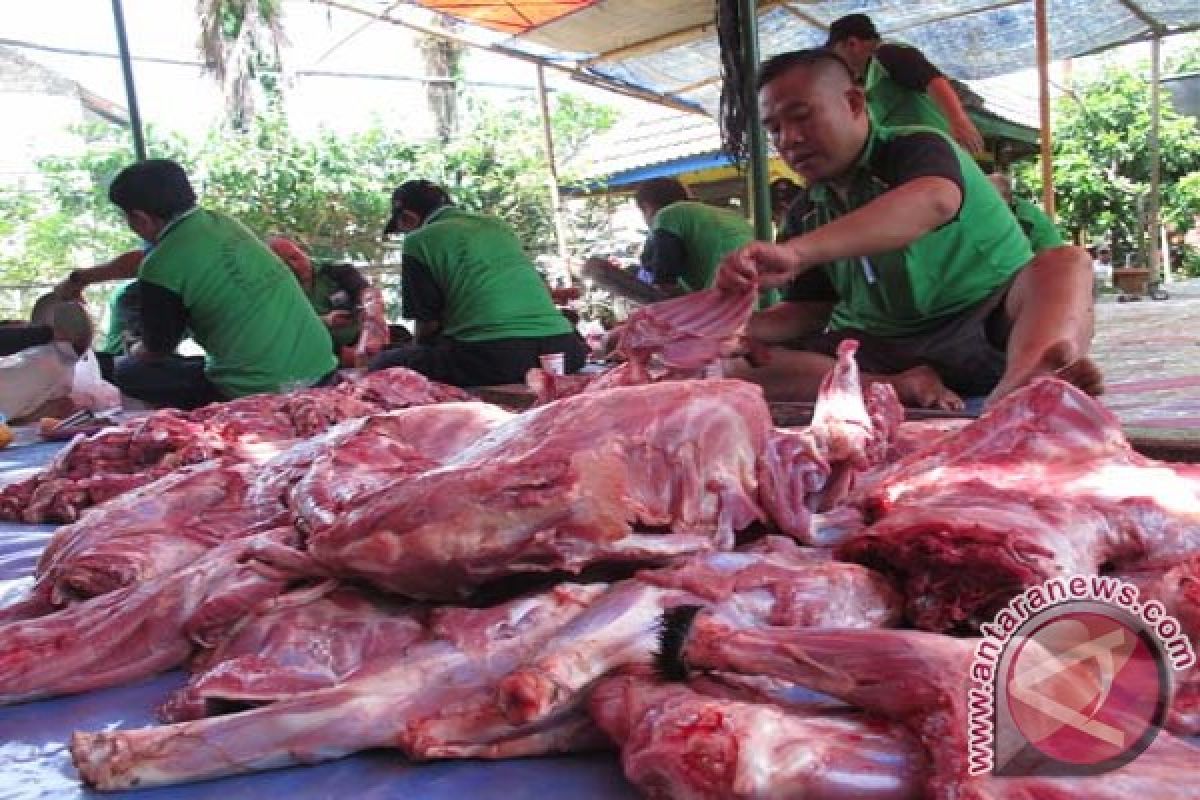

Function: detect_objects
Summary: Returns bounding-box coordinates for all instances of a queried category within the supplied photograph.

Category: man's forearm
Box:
[927,77,973,129]
[785,177,961,270]
[70,250,144,287]
[747,301,833,344]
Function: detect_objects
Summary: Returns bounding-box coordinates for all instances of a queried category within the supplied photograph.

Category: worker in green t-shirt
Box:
[716,49,1100,410]
[105,159,336,409]
[826,14,985,156]
[267,237,389,366]
[987,173,1065,253]
[634,177,757,295]
[370,180,586,387]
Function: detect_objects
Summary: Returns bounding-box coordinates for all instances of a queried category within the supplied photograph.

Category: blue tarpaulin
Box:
[0,439,638,800]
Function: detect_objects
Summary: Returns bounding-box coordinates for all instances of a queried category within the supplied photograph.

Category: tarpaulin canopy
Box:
[348,1,1200,116]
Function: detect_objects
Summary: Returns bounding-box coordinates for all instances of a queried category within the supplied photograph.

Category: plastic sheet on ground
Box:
[0,440,637,800]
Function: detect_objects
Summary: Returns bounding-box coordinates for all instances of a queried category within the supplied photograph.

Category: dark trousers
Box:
[114,355,226,410]
[369,332,588,388]
[0,324,52,357]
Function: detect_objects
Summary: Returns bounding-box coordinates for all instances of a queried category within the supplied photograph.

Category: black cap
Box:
[383,179,450,237]
[826,13,880,46]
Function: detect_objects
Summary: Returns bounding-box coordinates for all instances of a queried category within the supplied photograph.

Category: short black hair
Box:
[634,177,689,212]
[391,180,451,222]
[826,13,880,46]
[756,48,854,91]
[108,159,197,220]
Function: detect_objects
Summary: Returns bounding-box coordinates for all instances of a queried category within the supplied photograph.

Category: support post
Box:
[536,65,572,283]
[737,0,772,241]
[111,0,147,161]
[1148,34,1162,284]
[1034,0,1054,218]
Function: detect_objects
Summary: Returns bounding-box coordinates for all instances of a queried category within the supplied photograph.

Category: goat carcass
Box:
[71,584,608,790]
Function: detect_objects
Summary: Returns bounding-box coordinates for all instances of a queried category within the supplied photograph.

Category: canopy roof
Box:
[362,0,1200,115]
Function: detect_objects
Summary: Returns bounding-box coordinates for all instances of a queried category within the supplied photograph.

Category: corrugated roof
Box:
[328,1,1200,116]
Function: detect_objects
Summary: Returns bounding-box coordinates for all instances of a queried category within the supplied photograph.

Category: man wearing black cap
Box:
[826,13,985,156]
[371,179,586,386]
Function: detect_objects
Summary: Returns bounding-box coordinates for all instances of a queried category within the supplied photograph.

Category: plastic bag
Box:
[69,351,120,412]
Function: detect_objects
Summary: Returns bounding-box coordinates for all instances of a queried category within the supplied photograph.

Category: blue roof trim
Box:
[604,151,735,187]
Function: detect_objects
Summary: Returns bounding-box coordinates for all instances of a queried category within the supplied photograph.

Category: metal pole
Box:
[737,0,771,241]
[1034,0,1054,218]
[1148,34,1162,284]
[111,0,147,161]
[536,65,572,282]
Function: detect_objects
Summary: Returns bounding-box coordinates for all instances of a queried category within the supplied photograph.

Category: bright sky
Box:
[2,0,645,140]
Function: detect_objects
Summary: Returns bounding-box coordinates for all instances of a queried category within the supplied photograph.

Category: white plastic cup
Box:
[540,352,565,375]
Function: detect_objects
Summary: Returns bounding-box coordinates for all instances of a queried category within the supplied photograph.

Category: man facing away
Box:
[107,159,336,409]
[369,179,586,387]
[716,49,1101,410]
[825,13,985,156]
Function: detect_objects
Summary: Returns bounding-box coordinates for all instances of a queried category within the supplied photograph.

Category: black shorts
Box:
[798,282,1013,397]
[368,332,588,388]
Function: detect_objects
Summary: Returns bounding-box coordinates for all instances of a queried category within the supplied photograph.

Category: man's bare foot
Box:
[989,342,1105,406]
[884,365,964,412]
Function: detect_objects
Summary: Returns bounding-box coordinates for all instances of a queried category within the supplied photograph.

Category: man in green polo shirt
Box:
[826,13,984,156]
[107,159,336,409]
[370,179,585,386]
[717,49,1100,409]
[634,177,757,295]
[987,173,1065,253]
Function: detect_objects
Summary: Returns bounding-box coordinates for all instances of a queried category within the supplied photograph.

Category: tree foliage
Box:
[0,92,616,295]
[1016,47,1200,271]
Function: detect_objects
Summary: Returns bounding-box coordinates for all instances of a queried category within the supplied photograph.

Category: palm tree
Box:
[419,16,465,142]
[197,0,287,130]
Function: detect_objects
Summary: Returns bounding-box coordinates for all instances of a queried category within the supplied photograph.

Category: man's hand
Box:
[949,115,985,156]
[322,310,354,328]
[52,272,85,301]
[716,241,800,293]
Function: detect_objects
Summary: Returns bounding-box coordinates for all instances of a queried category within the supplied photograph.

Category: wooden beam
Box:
[536,64,571,269]
[318,0,705,115]
[1114,0,1166,32]
[1148,34,1162,283]
[1035,0,1055,218]
[672,75,721,95]
[778,4,828,31]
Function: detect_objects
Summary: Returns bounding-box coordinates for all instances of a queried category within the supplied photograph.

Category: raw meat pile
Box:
[0,367,469,523]
[0,284,1198,798]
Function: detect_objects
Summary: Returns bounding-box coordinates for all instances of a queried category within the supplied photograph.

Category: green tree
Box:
[1017,53,1200,271]
[0,92,617,294]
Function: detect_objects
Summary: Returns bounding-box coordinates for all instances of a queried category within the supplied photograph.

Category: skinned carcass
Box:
[663,609,1200,800]
[839,377,1200,632]
[3,402,513,623]
[0,529,309,706]
[527,284,757,403]
[0,368,468,523]
[160,584,428,722]
[71,583,610,790]
[309,342,899,601]
[589,673,928,800]
[497,536,901,726]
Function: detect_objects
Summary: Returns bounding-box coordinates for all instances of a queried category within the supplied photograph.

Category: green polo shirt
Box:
[95,280,136,356]
[651,201,754,292]
[865,45,951,133]
[139,209,336,396]
[303,262,364,349]
[1011,196,1065,253]
[402,206,571,342]
[785,124,1032,337]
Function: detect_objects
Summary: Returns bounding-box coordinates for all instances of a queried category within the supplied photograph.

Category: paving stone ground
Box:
[1093,279,1200,429]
